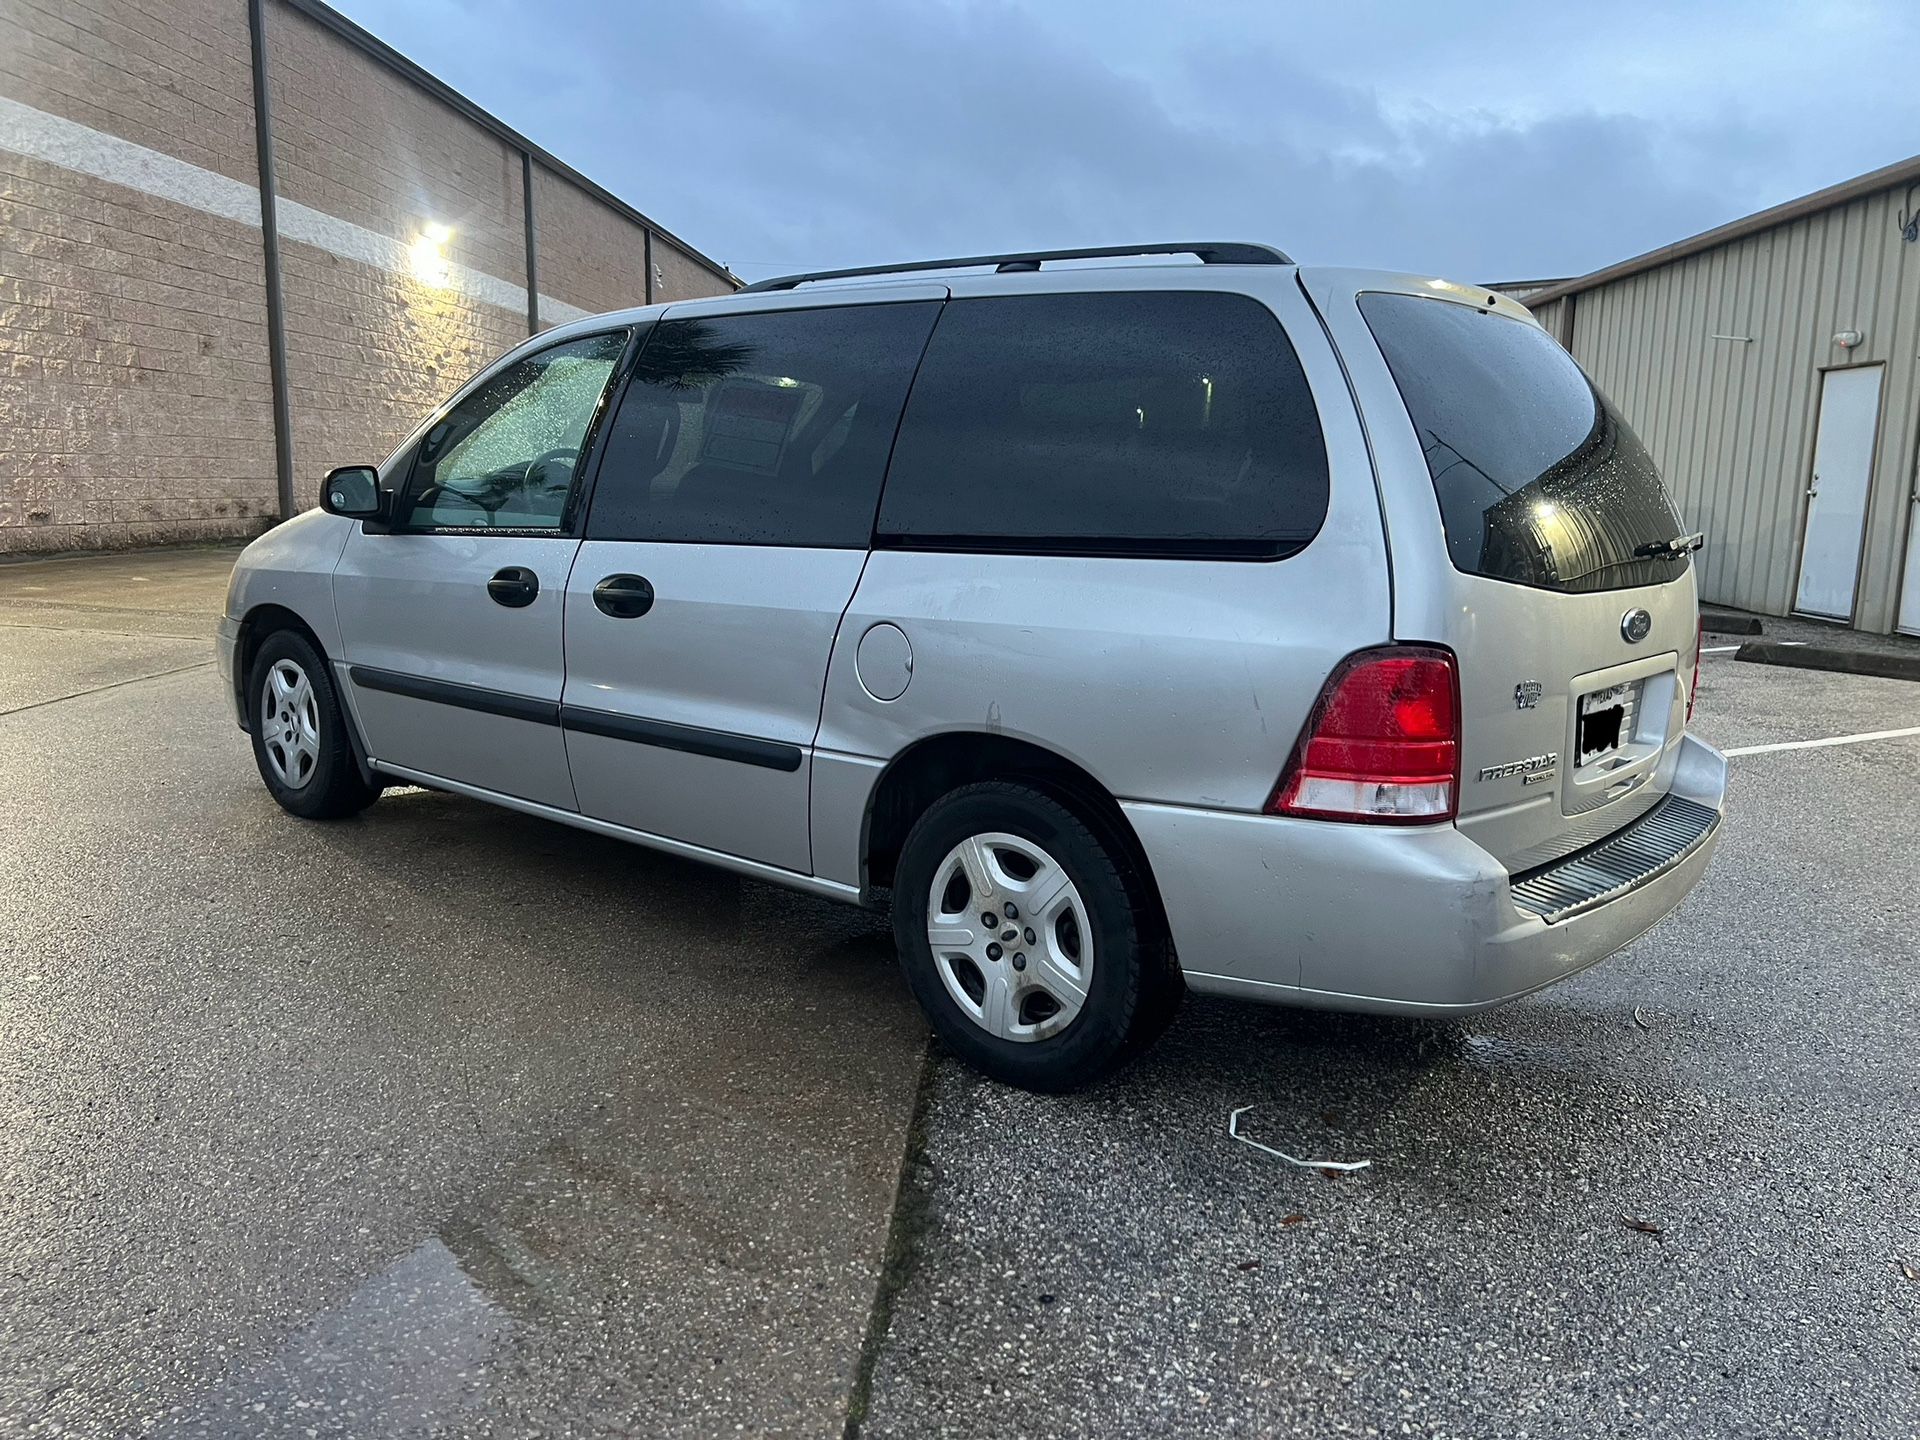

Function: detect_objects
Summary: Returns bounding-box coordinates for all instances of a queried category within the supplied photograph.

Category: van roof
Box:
[527,256,1540,353]
[739,243,1294,293]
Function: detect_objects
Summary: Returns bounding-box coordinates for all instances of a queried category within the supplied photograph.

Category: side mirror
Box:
[320,465,385,520]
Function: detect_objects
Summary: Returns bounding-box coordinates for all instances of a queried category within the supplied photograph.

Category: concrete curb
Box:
[1735,640,1920,683]
[1701,612,1764,636]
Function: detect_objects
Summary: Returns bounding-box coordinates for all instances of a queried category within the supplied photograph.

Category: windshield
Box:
[1359,292,1691,594]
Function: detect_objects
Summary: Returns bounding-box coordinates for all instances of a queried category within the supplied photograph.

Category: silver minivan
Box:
[218,243,1726,1090]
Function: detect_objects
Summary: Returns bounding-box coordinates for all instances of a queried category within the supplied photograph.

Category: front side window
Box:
[1358,292,1689,593]
[586,301,941,547]
[876,291,1331,557]
[399,330,628,531]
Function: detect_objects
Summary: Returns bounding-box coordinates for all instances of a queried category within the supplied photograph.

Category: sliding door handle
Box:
[593,574,655,619]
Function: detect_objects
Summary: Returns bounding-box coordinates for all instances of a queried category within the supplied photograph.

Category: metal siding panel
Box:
[1738,234,1771,605]
[1858,188,1918,631]
[1712,247,1743,602]
[1754,219,1799,613]
[1712,247,1748,606]
[1772,214,1827,616]
[1674,255,1713,583]
[1888,202,1920,632]
[1543,185,1918,629]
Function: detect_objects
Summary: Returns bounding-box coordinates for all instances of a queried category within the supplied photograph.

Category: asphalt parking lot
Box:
[860,640,1920,1439]
[2,546,1916,1438]
[0,548,925,1438]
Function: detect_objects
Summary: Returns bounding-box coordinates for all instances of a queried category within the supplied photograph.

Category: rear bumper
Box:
[1123,732,1727,1013]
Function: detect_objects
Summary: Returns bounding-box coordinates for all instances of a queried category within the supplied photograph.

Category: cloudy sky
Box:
[336,0,1920,285]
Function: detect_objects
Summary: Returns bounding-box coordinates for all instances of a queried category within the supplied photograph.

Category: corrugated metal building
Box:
[1524,155,1920,635]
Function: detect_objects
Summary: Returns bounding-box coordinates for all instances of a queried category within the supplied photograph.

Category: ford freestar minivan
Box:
[218,243,1726,1091]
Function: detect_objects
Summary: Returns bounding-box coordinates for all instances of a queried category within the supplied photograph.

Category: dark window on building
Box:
[875,291,1330,557]
[586,301,941,547]
[397,330,628,531]
[1358,292,1689,593]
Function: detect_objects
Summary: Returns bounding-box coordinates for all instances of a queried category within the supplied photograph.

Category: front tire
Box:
[247,630,379,820]
[892,781,1174,1091]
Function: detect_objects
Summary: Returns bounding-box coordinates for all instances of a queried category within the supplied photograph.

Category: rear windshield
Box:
[1359,292,1690,593]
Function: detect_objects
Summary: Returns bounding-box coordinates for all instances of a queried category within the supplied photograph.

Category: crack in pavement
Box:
[0,660,215,718]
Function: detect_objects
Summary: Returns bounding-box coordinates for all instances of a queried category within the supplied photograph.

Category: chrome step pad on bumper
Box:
[1509,795,1721,924]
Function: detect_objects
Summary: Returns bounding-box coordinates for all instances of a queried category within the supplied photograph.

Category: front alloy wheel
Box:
[259,658,320,790]
[246,628,380,820]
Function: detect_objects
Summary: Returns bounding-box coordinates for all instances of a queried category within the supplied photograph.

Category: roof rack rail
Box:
[739,242,1293,294]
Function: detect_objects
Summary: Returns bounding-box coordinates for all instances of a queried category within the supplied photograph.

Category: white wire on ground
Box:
[1228,1105,1373,1172]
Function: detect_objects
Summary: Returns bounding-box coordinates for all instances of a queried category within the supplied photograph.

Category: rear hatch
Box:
[1349,286,1700,872]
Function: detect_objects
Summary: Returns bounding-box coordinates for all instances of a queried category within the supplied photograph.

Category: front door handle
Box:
[487,566,539,608]
[593,573,655,619]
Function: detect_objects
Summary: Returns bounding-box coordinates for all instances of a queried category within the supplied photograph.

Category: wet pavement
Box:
[5,547,1917,1438]
[860,652,1920,1438]
[0,549,929,1437]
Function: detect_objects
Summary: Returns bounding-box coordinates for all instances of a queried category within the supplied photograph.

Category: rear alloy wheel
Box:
[247,629,380,821]
[893,781,1174,1091]
[926,832,1094,1043]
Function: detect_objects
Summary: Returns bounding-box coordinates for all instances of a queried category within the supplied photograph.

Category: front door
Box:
[561,294,943,872]
[333,329,630,809]
[1795,365,1881,620]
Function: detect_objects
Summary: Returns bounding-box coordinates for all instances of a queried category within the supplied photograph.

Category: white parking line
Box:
[1724,725,1920,757]
[1702,644,1742,654]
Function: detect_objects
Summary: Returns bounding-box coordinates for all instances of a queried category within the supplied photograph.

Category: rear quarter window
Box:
[1358,292,1689,594]
[876,291,1330,558]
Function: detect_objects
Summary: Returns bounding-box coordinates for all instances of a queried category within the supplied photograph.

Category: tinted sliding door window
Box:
[586,301,942,547]
[398,330,628,530]
[876,291,1330,557]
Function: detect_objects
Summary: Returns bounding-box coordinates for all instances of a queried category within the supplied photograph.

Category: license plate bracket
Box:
[1576,682,1635,765]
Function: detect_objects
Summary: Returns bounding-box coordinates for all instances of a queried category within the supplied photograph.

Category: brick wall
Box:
[0,0,259,185]
[531,163,650,322]
[0,0,278,552]
[0,0,735,553]
[652,235,728,306]
[266,2,531,494]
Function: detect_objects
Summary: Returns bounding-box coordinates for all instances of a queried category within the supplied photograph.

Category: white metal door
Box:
[1795,366,1881,620]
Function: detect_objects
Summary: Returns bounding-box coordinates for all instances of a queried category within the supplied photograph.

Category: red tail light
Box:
[1268,647,1459,824]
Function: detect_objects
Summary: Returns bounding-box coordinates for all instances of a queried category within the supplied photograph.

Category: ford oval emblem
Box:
[1621,608,1653,643]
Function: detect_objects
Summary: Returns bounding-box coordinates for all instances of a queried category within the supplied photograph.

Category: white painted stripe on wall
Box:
[0,93,262,225]
[0,95,595,326]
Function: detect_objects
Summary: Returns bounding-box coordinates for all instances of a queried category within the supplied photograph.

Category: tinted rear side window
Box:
[1358,293,1689,593]
[587,301,940,547]
[877,291,1329,557]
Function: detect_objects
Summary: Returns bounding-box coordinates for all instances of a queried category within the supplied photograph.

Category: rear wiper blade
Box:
[1633,531,1706,560]
[1554,531,1706,585]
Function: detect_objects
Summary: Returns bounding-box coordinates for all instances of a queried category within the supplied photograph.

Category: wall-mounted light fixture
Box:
[1833,329,1864,350]
[410,221,453,287]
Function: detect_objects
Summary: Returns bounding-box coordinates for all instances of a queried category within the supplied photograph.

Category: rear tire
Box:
[892,781,1174,1091]
[247,630,380,821]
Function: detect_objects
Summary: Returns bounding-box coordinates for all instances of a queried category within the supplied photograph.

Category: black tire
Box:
[246,629,380,821]
[891,780,1176,1092]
